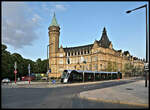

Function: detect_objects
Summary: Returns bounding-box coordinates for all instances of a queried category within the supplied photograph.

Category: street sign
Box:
[14,62,17,70]
[49,69,51,73]
[28,64,30,70]
[144,63,149,70]
[47,71,49,75]
[14,70,17,74]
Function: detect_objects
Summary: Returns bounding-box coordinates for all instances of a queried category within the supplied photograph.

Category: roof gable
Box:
[99,27,111,48]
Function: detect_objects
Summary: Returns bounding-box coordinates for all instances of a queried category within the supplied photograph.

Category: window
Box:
[95,64,98,71]
[89,64,92,70]
[59,68,63,72]
[92,56,98,62]
[78,51,80,55]
[59,59,63,64]
[100,64,102,70]
[80,56,85,63]
[95,56,98,61]
[72,58,74,64]
[59,54,63,57]
[70,58,72,64]
[66,57,70,64]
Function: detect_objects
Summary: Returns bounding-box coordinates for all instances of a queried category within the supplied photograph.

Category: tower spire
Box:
[50,12,59,27]
[99,27,111,48]
[102,27,107,35]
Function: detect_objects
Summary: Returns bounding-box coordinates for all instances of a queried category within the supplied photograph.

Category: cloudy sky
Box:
[2,1,149,61]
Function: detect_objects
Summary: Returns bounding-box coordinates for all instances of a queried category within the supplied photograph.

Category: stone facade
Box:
[48,14,144,78]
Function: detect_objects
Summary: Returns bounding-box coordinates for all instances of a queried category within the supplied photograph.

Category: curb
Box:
[4,77,142,88]
[77,94,149,108]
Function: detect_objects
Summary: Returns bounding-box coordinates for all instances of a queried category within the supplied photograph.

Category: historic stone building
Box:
[48,13,144,78]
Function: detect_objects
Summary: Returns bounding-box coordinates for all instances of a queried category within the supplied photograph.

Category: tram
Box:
[61,70,122,83]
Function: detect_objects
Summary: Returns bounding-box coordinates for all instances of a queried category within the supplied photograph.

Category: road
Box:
[2,78,145,108]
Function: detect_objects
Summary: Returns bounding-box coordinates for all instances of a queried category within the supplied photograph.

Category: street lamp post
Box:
[47,44,50,82]
[126,4,148,87]
[47,43,53,82]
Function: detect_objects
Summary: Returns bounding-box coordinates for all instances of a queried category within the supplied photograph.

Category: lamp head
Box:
[126,10,132,13]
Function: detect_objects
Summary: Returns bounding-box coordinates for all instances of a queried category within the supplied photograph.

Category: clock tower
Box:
[48,13,60,55]
[48,13,60,73]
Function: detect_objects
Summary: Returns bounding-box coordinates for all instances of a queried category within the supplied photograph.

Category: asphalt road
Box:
[2,78,145,108]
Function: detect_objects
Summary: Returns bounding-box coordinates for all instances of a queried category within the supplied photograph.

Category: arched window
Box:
[78,51,80,55]
[100,64,102,70]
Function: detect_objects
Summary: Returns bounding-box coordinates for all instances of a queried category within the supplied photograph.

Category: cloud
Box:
[55,4,66,11]
[32,14,42,23]
[41,3,68,16]
[2,2,42,49]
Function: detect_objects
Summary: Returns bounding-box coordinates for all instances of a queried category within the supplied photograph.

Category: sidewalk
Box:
[78,80,149,107]
[3,77,142,88]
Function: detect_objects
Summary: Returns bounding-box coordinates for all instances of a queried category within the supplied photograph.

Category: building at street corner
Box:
[48,13,144,78]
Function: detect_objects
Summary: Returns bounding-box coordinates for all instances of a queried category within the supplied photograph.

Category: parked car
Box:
[41,77,48,80]
[22,76,35,81]
[2,78,11,83]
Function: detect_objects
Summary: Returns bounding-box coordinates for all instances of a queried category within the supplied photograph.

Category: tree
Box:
[11,53,24,78]
[1,44,48,80]
[1,44,14,80]
[133,65,143,76]
[1,44,7,51]
[124,63,134,77]
[34,58,47,73]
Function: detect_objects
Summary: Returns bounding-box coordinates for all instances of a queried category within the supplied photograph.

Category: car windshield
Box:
[4,78,9,80]
[61,71,67,78]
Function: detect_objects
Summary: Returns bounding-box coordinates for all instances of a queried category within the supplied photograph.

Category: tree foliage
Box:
[1,44,48,80]
[123,62,143,77]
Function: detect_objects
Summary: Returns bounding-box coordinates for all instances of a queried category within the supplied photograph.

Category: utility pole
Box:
[28,64,30,84]
[14,61,17,84]
[126,4,148,87]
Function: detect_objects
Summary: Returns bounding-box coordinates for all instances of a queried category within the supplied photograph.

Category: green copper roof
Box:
[50,13,59,27]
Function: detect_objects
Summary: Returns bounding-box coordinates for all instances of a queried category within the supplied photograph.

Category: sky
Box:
[2,1,149,62]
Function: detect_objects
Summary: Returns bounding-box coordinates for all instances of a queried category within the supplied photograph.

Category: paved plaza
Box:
[79,79,149,107]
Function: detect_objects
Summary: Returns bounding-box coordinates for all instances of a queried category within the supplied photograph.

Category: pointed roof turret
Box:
[93,40,99,48]
[50,12,59,27]
[102,27,107,35]
[59,44,64,52]
[99,27,111,48]
[60,45,63,48]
